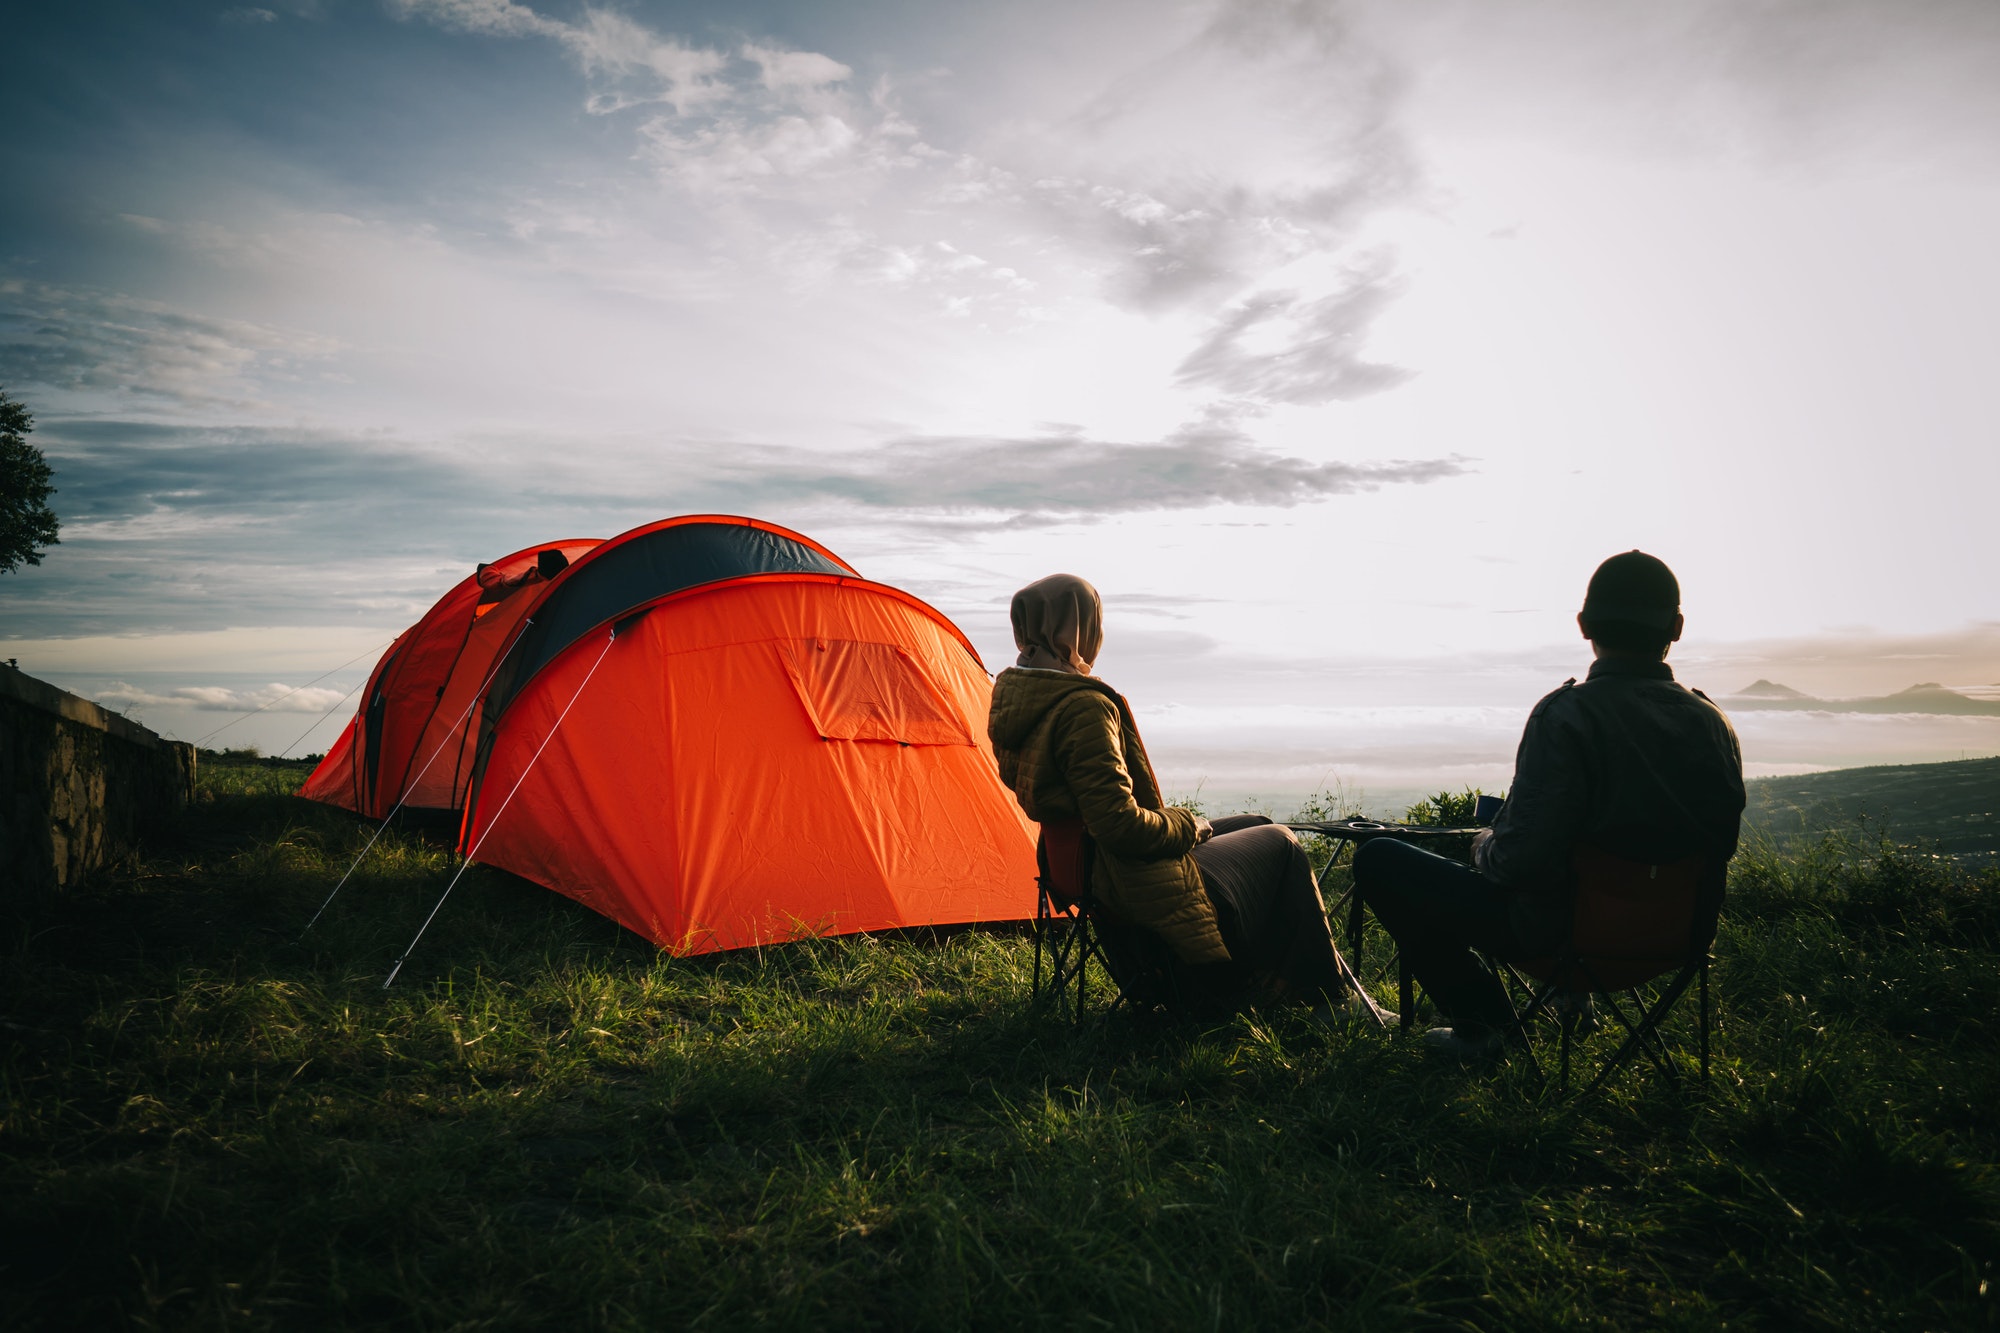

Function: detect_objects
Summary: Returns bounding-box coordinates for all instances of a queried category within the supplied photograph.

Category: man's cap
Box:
[1581,550,1680,631]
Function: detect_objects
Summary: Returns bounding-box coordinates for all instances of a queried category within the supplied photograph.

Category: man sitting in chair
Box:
[1352,550,1746,1059]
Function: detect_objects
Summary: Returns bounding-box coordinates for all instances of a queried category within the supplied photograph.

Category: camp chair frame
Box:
[1283,820,1483,1031]
[1031,819,1104,1018]
[1500,845,1720,1096]
[1504,956,1709,1096]
[1030,818,1184,1021]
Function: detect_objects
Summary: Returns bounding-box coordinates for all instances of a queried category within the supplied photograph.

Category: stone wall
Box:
[1,663,195,904]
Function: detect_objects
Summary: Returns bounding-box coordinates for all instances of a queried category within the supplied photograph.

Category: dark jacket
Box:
[986,667,1228,964]
[1479,657,1745,949]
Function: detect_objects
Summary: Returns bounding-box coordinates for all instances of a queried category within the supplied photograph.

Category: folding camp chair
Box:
[1505,844,1720,1095]
[1031,818,1184,1019]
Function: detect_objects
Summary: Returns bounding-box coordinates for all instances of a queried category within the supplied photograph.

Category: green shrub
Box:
[1402,787,1493,827]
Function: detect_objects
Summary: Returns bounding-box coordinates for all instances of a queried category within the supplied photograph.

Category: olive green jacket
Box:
[987,667,1229,965]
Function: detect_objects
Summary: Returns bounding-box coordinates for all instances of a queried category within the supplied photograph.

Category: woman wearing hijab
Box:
[987,573,1381,1018]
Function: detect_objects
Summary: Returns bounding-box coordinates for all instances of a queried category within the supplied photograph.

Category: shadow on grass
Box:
[2,797,1997,1330]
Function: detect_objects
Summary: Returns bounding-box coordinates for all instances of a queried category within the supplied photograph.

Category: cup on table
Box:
[1473,794,1504,826]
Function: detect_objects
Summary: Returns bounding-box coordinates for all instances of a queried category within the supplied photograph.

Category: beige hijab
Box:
[1010,573,1104,674]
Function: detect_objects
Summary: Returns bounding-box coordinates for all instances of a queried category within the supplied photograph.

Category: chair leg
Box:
[1514,977,1559,1029]
[1699,958,1710,1083]
[1575,957,1681,1086]
[1032,895,1048,1000]
[1594,986,1681,1085]
[1033,890,1102,1024]
[1504,961,1572,1091]
[1347,890,1367,971]
[1329,938,1390,1030]
[1512,951,1711,1099]
[1493,961,1545,1083]
[1075,920,1089,1020]
[1581,963,1702,1097]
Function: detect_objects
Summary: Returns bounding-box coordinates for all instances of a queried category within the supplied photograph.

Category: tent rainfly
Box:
[304,515,1037,954]
[301,538,603,819]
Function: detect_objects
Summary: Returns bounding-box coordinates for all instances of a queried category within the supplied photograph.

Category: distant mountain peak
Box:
[1723,680,2000,716]
[1736,679,1809,698]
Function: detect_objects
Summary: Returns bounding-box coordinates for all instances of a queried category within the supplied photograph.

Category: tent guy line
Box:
[275,674,369,760]
[187,639,395,748]
[302,616,543,937]
[382,627,620,989]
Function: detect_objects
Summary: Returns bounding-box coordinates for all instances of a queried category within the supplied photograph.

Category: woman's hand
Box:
[1191,815,1214,843]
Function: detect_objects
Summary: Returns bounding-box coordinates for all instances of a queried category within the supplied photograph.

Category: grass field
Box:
[1745,755,2000,856]
[3,755,1997,1329]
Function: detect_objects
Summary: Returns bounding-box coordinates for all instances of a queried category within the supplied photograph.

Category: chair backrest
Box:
[1560,843,1707,990]
[1038,817,1093,909]
[1036,816,1193,1011]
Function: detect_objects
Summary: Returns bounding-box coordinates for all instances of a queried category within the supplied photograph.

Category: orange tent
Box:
[314,516,1037,954]
[300,538,603,818]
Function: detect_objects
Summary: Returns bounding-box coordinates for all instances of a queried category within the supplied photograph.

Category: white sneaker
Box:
[1422,1026,1506,1063]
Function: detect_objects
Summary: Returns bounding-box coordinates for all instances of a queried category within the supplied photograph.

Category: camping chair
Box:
[1504,844,1721,1096]
[1031,818,1185,1019]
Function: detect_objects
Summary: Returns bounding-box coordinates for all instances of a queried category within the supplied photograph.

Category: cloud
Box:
[391,0,733,114]
[391,1,921,209]
[392,0,1423,402]
[219,0,320,20]
[742,44,853,92]
[42,418,1464,530]
[0,421,501,638]
[93,681,350,714]
[1175,257,1413,403]
[3,417,1466,638]
[563,8,731,114]
[641,107,894,195]
[386,0,563,41]
[0,279,340,412]
[1019,0,1418,313]
[710,425,1466,516]
[1360,0,2000,173]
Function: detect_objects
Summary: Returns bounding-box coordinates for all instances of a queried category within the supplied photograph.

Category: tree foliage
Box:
[0,388,60,574]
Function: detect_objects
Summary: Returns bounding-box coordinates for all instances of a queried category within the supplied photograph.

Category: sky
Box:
[3,0,1998,812]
